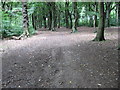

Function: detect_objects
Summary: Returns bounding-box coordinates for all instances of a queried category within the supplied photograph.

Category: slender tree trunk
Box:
[95,4,98,28]
[42,7,47,28]
[32,14,37,30]
[118,2,120,50]
[117,2,120,26]
[34,15,37,30]
[58,8,61,28]
[38,7,42,29]
[48,12,52,30]
[72,2,78,33]
[48,3,52,30]
[106,10,110,27]
[47,2,56,31]
[12,2,29,40]
[9,3,12,27]
[38,9,42,29]
[47,2,55,30]
[43,16,47,28]
[1,3,3,39]
[118,2,120,26]
[93,2,105,41]
[51,2,56,31]
[65,2,69,28]
[88,4,93,27]
[89,17,93,27]
[105,2,112,27]
[94,2,98,33]
[54,3,57,28]
[21,2,29,37]
[69,11,72,29]
[36,14,38,29]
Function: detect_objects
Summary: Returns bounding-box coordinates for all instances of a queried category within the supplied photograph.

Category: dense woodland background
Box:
[0,2,119,40]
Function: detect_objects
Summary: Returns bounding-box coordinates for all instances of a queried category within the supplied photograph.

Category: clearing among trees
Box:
[1,27,118,88]
[0,1,119,88]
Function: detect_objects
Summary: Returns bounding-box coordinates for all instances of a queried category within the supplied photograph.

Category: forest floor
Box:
[1,27,119,88]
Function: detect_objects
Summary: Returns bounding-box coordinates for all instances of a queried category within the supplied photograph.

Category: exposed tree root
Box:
[118,45,120,50]
[71,29,78,33]
[92,38,105,41]
[11,33,29,40]
[94,30,97,33]
[11,36,21,40]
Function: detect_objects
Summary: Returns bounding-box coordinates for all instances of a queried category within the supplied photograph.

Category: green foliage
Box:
[1,2,36,38]
[1,2,118,38]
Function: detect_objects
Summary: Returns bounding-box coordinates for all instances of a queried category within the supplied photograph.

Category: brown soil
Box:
[1,27,119,88]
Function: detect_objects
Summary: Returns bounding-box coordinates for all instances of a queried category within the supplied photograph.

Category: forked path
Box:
[1,27,118,88]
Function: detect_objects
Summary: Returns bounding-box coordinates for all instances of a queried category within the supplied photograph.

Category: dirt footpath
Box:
[1,27,118,88]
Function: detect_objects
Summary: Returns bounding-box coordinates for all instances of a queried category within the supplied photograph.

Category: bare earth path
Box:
[1,27,118,88]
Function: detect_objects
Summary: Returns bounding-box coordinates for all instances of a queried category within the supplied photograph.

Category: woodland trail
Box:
[1,27,118,88]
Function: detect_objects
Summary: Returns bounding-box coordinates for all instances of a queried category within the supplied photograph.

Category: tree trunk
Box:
[88,4,93,27]
[42,7,47,28]
[12,2,29,40]
[72,2,78,33]
[94,2,98,33]
[54,3,57,28]
[118,2,120,26]
[118,2,120,50]
[51,2,56,31]
[34,15,37,30]
[106,10,110,27]
[65,2,69,28]
[117,2,120,26]
[68,11,72,29]
[93,2,105,41]
[21,2,29,37]
[32,14,37,30]
[48,3,52,30]
[58,8,61,28]
[48,11,52,30]
[43,16,47,28]
[47,2,56,31]
[95,4,98,28]
[105,2,112,27]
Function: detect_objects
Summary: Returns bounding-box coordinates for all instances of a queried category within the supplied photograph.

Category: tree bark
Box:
[57,6,61,28]
[93,2,105,41]
[117,2,120,26]
[69,11,72,29]
[72,2,78,33]
[43,16,47,28]
[52,2,56,31]
[21,2,29,37]
[53,3,57,28]
[47,2,56,31]
[118,2,120,26]
[32,14,37,30]
[105,2,116,27]
[118,2,120,50]
[88,4,93,27]
[65,2,69,28]
[48,2,52,30]
[95,2,98,27]
[105,2,111,27]
[12,2,29,40]
[94,2,98,33]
